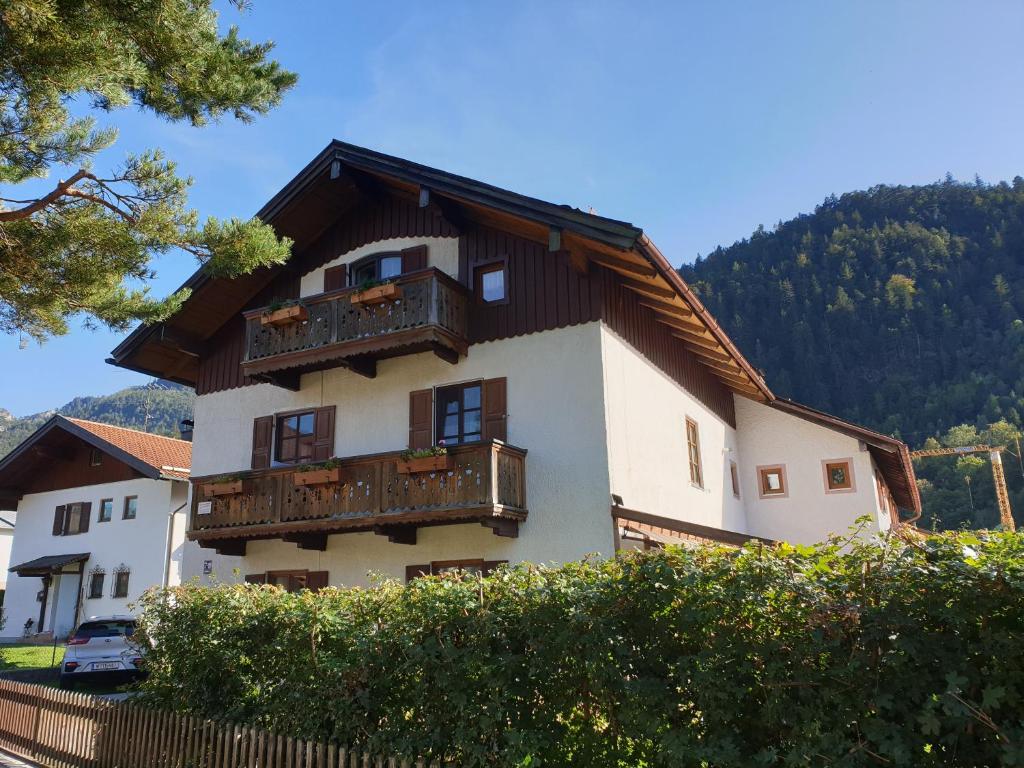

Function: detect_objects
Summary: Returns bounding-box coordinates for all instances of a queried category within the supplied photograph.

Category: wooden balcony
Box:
[241,268,469,383]
[187,441,527,554]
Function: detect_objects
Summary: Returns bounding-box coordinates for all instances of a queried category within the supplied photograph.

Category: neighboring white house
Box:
[0,513,14,590]
[107,140,920,591]
[0,417,190,641]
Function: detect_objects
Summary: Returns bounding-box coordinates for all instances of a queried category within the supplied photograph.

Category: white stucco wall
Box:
[1,478,187,640]
[189,321,613,587]
[600,326,748,533]
[298,237,460,298]
[0,513,14,591]
[734,397,887,544]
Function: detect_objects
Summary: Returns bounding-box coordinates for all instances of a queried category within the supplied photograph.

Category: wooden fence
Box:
[0,680,442,768]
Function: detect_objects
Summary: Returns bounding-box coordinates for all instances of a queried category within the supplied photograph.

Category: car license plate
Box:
[92,662,120,671]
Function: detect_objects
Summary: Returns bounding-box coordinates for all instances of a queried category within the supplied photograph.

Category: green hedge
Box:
[136,531,1024,766]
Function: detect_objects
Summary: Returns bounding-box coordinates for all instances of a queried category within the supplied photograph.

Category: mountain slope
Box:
[681,177,1024,529]
[0,381,195,458]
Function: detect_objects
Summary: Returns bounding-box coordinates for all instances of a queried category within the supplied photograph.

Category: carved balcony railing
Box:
[241,268,470,381]
[188,441,527,552]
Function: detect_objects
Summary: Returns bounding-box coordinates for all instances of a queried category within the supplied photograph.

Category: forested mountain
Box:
[0,381,195,458]
[681,177,1024,530]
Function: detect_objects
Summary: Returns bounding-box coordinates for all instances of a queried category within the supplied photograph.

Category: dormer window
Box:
[89,448,103,467]
[351,253,402,286]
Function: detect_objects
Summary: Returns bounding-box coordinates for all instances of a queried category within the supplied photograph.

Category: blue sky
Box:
[4,1,1024,415]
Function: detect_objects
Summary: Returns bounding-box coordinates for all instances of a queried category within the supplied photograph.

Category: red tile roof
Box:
[65,418,191,479]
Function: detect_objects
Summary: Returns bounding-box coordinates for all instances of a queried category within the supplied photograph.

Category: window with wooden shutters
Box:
[435,382,482,445]
[52,505,66,536]
[350,252,402,285]
[405,559,508,582]
[251,416,273,469]
[305,571,329,591]
[323,264,347,292]
[482,377,507,442]
[244,573,267,584]
[400,245,428,273]
[275,410,316,464]
[312,406,336,461]
[409,389,433,449]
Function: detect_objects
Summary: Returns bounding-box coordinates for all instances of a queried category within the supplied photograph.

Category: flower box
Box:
[397,454,453,474]
[260,305,308,327]
[351,283,402,307]
[204,480,243,497]
[293,467,341,487]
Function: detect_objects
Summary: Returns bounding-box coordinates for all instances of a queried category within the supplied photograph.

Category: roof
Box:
[9,552,89,576]
[0,416,191,507]
[64,418,192,480]
[770,399,921,513]
[613,506,774,548]
[0,515,13,528]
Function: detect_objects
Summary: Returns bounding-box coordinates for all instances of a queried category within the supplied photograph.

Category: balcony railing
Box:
[241,268,470,379]
[188,441,527,550]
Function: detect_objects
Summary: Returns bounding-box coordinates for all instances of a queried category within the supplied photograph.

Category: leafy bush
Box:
[136,531,1024,766]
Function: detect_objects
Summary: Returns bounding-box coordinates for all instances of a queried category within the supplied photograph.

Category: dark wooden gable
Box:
[17,432,144,496]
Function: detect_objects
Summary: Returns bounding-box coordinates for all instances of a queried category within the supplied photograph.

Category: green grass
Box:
[0,643,64,671]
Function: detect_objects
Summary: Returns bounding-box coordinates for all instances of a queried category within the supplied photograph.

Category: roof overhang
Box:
[9,552,89,576]
[613,506,774,547]
[0,415,164,506]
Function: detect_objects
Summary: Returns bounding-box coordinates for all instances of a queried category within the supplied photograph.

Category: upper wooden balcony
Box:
[187,440,527,554]
[242,268,469,383]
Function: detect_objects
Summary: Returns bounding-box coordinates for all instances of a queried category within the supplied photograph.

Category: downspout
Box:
[162,499,189,590]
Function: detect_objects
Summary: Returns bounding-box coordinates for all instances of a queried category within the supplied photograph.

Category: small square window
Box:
[757,465,788,499]
[89,449,103,467]
[123,496,137,520]
[730,461,740,498]
[823,459,855,493]
[476,262,507,303]
[98,499,113,523]
[88,572,105,599]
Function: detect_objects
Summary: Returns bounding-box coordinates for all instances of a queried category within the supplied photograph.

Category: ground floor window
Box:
[87,570,105,599]
[405,559,507,582]
[113,567,130,598]
[245,570,329,591]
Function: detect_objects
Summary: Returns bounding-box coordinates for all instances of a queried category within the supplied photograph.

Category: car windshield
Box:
[74,620,135,638]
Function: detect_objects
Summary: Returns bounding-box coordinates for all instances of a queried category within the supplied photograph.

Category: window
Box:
[685,418,703,488]
[406,559,507,581]
[72,619,134,639]
[757,465,788,499]
[122,496,137,520]
[66,502,83,535]
[89,449,103,467]
[98,498,113,523]
[113,569,130,599]
[730,461,741,498]
[475,262,507,303]
[267,570,309,593]
[88,571,105,599]
[276,411,316,464]
[823,458,855,493]
[435,382,482,445]
[350,252,402,286]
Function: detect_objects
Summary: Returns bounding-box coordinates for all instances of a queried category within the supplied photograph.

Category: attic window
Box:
[475,261,507,304]
[823,459,855,493]
[89,449,103,467]
[757,465,788,499]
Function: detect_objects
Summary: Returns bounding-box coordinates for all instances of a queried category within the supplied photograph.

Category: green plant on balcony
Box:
[261,298,308,327]
[203,474,246,497]
[293,458,343,488]
[351,278,402,307]
[397,443,451,474]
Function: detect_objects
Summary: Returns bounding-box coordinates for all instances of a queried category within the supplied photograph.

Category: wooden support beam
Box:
[418,186,467,231]
[587,251,658,278]
[344,356,377,379]
[681,343,738,365]
[652,313,705,334]
[374,525,417,545]
[482,518,519,538]
[638,297,694,318]
[159,326,205,357]
[667,328,723,351]
[282,533,328,551]
[254,371,302,391]
[214,539,246,557]
[620,277,677,300]
[431,343,460,365]
[711,367,757,388]
[548,227,562,252]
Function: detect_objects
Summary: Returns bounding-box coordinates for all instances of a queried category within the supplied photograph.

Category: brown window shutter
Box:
[52,505,66,537]
[482,560,508,576]
[244,573,267,584]
[324,264,347,292]
[312,406,336,461]
[408,389,433,449]
[400,245,428,273]
[251,416,274,469]
[78,502,91,533]
[482,377,508,442]
[306,571,329,591]
[405,564,431,582]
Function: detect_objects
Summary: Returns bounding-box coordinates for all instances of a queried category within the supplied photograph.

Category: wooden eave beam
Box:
[636,296,694,318]
[619,277,677,300]
[653,313,707,335]
[417,185,468,231]
[586,251,658,278]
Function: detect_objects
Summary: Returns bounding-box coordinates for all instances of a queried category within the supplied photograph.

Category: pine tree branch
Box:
[0,169,89,222]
